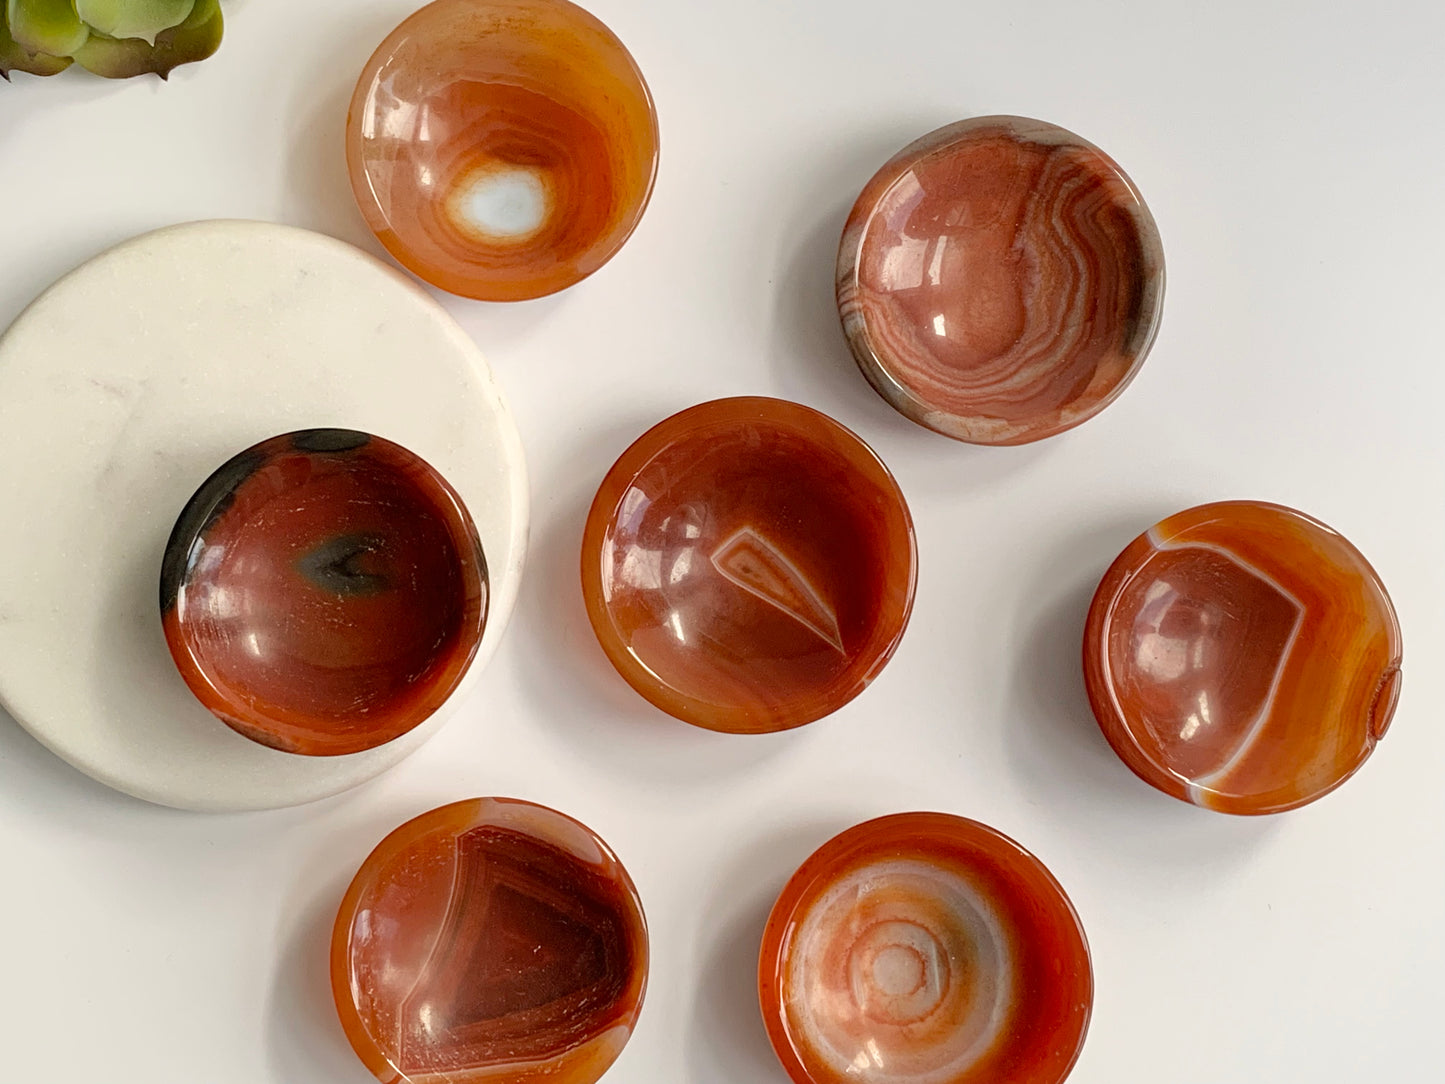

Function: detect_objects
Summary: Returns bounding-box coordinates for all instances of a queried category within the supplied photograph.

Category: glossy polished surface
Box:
[581,397,916,734]
[332,798,648,1084]
[760,813,1092,1084]
[1085,501,1403,814]
[347,0,659,301]
[161,429,488,757]
[839,116,1164,445]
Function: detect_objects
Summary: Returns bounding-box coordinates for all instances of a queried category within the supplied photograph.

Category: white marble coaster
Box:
[0,221,529,811]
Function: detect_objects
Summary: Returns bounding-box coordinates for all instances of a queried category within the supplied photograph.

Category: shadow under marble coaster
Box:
[0,220,529,811]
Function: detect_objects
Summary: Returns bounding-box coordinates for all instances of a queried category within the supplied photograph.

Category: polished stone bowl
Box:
[581,397,917,734]
[759,813,1093,1084]
[347,0,659,301]
[332,798,648,1084]
[1084,500,1403,814]
[839,116,1165,445]
[160,428,488,756]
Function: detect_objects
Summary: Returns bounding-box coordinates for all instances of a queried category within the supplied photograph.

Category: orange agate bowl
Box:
[332,798,649,1084]
[838,116,1164,445]
[160,429,488,756]
[1084,500,1403,814]
[347,0,659,301]
[759,813,1093,1084]
[581,397,917,734]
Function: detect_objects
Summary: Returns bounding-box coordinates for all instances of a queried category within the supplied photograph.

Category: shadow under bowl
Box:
[838,115,1165,445]
[160,428,488,757]
[331,797,649,1084]
[1083,500,1403,815]
[346,0,659,301]
[759,812,1092,1084]
[581,397,917,735]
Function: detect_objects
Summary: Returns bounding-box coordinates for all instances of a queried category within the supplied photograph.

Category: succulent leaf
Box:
[175,0,211,30]
[71,0,219,79]
[73,0,194,47]
[1,11,72,78]
[7,0,90,57]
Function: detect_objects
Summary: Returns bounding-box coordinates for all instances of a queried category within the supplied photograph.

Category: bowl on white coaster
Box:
[0,220,529,811]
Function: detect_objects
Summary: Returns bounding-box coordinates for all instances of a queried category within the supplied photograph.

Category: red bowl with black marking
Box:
[160,428,488,756]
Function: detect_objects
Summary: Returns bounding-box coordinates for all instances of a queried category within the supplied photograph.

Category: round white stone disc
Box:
[0,221,529,812]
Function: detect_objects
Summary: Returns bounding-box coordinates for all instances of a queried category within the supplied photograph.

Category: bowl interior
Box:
[331,798,648,1084]
[347,0,659,301]
[842,116,1164,445]
[760,813,1091,1084]
[1088,501,1402,813]
[583,398,916,733]
[161,429,488,756]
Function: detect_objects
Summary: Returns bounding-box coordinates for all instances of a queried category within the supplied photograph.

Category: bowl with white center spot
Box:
[347,0,659,301]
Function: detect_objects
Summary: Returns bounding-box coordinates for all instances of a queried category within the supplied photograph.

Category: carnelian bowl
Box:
[160,428,488,757]
[1083,500,1402,814]
[759,813,1093,1084]
[347,0,659,301]
[581,398,917,734]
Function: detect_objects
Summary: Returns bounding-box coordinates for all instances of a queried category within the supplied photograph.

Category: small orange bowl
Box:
[759,813,1093,1084]
[332,798,649,1084]
[838,116,1164,445]
[160,429,488,756]
[581,398,917,734]
[1083,500,1402,814]
[347,0,659,301]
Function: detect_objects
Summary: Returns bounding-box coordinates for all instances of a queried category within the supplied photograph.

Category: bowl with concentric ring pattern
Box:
[347,0,659,301]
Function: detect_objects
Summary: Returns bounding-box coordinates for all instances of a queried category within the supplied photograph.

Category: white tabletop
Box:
[1,1,1441,1082]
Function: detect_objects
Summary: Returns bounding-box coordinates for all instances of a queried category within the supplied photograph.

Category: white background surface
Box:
[1,1,1441,1081]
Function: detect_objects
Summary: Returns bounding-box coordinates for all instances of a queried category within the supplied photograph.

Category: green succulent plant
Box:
[1,0,223,80]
